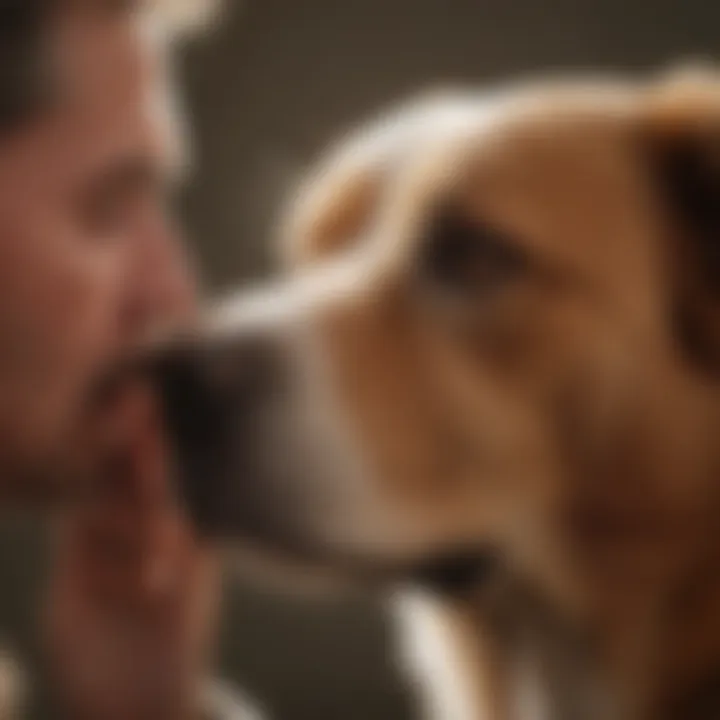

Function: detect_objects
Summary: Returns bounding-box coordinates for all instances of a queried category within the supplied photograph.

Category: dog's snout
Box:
[152,322,294,407]
[147,327,294,537]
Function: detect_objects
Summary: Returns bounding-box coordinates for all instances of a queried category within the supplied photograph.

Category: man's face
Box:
[0,8,193,501]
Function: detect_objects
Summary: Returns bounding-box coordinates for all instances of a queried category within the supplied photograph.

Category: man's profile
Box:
[0,1,251,717]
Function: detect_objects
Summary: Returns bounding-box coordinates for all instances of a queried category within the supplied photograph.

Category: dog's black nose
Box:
[146,329,291,537]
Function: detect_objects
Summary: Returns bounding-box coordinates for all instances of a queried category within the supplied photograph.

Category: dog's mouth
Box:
[210,511,502,596]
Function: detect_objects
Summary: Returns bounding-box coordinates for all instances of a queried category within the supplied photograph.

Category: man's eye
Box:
[418,207,527,298]
[82,191,147,239]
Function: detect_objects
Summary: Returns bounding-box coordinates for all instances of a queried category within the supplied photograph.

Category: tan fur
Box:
[270,68,720,719]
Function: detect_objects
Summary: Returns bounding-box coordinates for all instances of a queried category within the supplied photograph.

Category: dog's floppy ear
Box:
[642,66,720,372]
[282,152,380,268]
[281,90,469,268]
[280,121,398,269]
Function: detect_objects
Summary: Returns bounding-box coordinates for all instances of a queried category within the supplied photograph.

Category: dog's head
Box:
[152,69,720,610]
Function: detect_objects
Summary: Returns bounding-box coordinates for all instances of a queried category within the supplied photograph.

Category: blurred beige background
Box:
[2,0,720,717]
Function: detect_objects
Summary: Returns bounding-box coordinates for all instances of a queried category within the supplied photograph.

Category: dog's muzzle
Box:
[149,328,289,539]
[128,303,500,596]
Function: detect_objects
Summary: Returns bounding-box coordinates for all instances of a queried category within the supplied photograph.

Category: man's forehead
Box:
[48,5,188,179]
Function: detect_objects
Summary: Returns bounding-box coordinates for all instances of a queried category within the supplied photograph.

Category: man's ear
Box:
[642,66,720,373]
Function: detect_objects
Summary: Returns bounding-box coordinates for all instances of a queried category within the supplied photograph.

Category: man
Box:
[0,1,251,717]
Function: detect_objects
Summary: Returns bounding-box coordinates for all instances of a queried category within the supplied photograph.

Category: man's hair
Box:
[0,0,213,133]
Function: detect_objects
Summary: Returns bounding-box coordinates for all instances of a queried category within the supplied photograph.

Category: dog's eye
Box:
[418,208,527,299]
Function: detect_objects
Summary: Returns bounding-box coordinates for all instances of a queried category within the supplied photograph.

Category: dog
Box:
[146,67,720,720]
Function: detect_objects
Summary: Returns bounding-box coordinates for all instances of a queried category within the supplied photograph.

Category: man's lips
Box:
[80,372,170,500]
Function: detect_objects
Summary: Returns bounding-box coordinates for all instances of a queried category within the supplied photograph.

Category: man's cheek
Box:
[36,267,125,429]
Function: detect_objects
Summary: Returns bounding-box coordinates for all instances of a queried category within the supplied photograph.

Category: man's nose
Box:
[122,219,199,340]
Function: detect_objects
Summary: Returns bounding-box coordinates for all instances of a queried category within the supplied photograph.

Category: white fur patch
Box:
[390,590,486,720]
